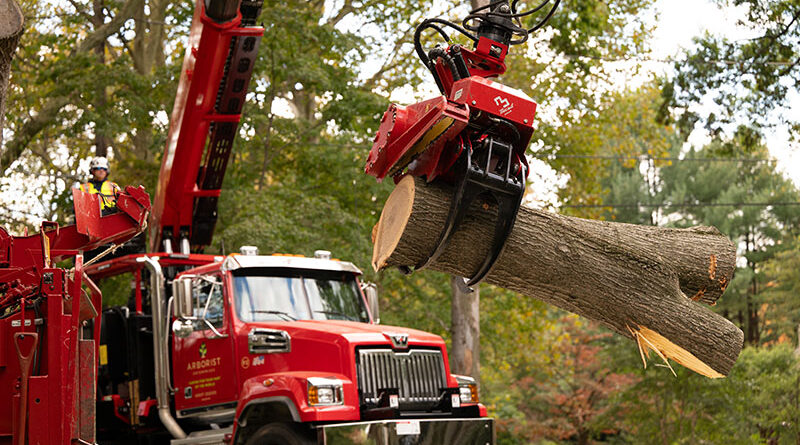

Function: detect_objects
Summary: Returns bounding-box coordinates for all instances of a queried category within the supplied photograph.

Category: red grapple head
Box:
[365,97,469,182]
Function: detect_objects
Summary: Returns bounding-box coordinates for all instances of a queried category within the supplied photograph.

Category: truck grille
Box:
[357,348,447,408]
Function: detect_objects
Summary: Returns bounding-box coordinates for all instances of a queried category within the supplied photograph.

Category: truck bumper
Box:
[317,417,494,445]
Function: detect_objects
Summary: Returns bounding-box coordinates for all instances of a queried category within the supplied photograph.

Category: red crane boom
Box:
[149,0,263,254]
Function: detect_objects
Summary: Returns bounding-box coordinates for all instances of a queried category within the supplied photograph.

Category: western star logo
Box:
[383,332,409,349]
[199,342,207,358]
[493,95,514,116]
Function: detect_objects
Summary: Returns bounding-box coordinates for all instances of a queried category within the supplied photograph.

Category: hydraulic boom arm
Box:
[149,0,264,254]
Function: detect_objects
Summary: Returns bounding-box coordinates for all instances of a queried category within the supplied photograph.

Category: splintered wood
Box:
[372,176,744,377]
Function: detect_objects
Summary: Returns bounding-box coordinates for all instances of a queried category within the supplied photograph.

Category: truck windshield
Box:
[233,270,369,323]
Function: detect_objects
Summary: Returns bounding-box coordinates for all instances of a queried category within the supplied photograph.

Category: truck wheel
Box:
[244,422,316,445]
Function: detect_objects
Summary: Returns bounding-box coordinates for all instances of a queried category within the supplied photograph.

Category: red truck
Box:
[86,249,493,444]
[1,0,555,440]
[76,0,493,440]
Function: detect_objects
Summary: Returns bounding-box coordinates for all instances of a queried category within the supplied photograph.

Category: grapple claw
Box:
[415,137,526,285]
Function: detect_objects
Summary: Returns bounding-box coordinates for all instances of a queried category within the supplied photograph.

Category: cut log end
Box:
[372,175,415,271]
[0,0,24,40]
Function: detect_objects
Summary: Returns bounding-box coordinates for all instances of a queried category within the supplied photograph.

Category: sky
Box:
[650,0,799,186]
[524,0,800,207]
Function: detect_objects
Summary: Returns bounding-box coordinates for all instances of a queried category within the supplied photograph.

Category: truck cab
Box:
[87,249,493,444]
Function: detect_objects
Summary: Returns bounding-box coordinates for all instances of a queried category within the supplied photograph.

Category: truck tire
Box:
[244,422,316,445]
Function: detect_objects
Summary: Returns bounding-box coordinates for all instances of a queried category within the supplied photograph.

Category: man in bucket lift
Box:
[79,156,121,213]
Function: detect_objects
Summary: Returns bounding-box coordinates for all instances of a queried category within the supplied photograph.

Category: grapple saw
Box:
[365,0,559,286]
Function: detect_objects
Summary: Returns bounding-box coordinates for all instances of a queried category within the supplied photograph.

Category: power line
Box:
[561,202,800,209]
[558,53,797,67]
[303,142,779,164]
[532,154,777,163]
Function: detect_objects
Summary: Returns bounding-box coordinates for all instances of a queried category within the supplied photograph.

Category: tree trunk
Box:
[0,0,23,147]
[92,0,110,157]
[372,176,743,377]
[450,276,480,381]
[449,0,487,386]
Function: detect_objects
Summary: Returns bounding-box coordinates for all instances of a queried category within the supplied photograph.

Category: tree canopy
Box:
[1,0,800,443]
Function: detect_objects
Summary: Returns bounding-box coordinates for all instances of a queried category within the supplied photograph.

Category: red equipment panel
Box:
[450,76,537,129]
[0,186,150,444]
[365,97,469,181]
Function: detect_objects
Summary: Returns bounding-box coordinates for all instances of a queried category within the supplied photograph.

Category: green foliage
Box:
[761,236,800,345]
[553,83,675,218]
[100,272,136,308]
[593,110,800,345]
[663,0,800,136]
[498,317,638,445]
[615,345,800,444]
[654,128,800,344]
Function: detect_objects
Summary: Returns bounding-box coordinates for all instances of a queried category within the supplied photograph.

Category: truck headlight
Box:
[307,377,344,406]
[455,375,479,404]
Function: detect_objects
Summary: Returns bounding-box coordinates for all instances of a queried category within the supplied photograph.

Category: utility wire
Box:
[557,53,798,67]
[561,202,800,209]
[532,154,778,163]
[305,142,779,164]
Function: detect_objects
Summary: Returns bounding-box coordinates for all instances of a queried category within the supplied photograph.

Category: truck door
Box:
[172,275,238,416]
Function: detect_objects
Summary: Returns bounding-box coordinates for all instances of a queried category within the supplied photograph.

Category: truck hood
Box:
[234,320,448,380]
[247,319,445,348]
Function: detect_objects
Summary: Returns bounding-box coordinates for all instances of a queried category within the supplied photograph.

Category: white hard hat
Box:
[89,156,109,172]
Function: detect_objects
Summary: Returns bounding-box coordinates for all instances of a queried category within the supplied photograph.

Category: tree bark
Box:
[92,0,110,157]
[372,176,743,377]
[0,0,23,146]
[450,276,480,381]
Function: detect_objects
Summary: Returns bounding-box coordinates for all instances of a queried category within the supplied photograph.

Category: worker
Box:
[79,156,121,212]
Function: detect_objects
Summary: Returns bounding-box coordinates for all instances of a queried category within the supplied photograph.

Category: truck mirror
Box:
[172,319,193,338]
[172,276,194,319]
[362,282,379,324]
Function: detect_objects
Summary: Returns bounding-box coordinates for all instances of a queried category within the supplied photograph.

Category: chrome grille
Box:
[357,348,447,407]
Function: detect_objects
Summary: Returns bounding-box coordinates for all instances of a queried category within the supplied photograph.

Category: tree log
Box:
[372,176,743,377]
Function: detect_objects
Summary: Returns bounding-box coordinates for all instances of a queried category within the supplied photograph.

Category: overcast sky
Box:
[651,0,799,185]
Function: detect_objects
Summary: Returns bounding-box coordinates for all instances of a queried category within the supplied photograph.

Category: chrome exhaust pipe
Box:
[137,256,186,439]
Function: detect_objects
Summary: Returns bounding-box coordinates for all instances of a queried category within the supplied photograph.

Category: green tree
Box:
[513,316,637,445]
[656,127,800,344]
[761,236,800,345]
[662,0,800,136]
[615,345,800,444]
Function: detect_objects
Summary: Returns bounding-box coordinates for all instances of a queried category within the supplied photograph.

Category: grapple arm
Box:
[365,0,558,285]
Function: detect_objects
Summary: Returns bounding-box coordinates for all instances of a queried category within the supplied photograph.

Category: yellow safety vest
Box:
[80,180,121,210]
